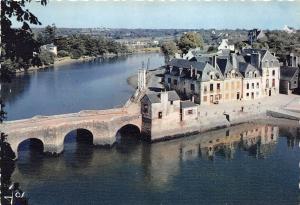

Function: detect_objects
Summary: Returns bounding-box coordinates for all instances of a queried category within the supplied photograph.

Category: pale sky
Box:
[13,0,300,29]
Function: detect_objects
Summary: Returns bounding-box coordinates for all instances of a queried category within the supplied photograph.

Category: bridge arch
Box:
[17,138,45,159]
[63,128,94,147]
[115,124,141,143]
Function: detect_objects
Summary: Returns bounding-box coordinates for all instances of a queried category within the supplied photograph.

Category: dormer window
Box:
[210,75,213,80]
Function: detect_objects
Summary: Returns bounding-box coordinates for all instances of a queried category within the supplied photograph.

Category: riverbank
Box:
[15,49,162,74]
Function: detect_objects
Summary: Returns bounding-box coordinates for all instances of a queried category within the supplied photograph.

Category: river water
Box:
[4,53,300,204]
[2,53,165,120]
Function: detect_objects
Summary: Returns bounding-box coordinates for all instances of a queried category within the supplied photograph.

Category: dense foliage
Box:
[1,0,48,78]
[178,32,204,54]
[53,34,130,59]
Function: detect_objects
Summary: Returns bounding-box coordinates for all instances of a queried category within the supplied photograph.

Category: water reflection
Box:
[12,123,300,205]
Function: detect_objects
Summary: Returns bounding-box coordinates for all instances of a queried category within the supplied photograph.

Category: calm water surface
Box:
[13,123,300,205]
[4,53,300,204]
[2,53,164,120]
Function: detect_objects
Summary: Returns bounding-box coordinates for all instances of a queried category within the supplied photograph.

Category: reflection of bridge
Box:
[2,103,141,158]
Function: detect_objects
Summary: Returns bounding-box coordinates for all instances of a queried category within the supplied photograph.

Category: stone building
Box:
[164,58,224,105]
[239,62,262,100]
[242,49,280,97]
[140,91,199,141]
[279,66,299,94]
[216,57,243,101]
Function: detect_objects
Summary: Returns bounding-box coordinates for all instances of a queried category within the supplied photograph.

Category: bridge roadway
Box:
[1,103,141,158]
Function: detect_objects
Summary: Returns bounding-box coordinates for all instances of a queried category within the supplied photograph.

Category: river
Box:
[4,53,300,204]
[2,53,165,120]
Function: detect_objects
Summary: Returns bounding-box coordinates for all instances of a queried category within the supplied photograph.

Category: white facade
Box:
[218,39,235,52]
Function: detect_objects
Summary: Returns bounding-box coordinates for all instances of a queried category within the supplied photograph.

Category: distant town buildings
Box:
[248,29,266,45]
[40,43,58,56]
[283,25,296,34]
[218,39,235,52]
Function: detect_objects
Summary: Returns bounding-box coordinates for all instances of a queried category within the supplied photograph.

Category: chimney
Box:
[231,53,237,69]
[169,65,173,73]
[160,91,168,105]
[179,67,183,75]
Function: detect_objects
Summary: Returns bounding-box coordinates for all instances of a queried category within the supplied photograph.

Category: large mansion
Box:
[164,48,281,105]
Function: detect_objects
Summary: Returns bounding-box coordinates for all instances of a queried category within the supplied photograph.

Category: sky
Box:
[13,0,300,29]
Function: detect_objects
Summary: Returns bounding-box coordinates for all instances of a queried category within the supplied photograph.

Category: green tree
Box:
[178,32,204,54]
[1,0,48,76]
[160,41,178,63]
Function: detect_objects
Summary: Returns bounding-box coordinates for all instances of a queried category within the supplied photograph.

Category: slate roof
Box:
[216,58,233,74]
[144,90,180,104]
[168,90,180,101]
[238,62,258,77]
[168,59,206,71]
[145,93,161,104]
[180,101,198,109]
[280,66,299,81]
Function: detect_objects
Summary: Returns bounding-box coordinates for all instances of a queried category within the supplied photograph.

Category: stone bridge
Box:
[1,103,141,158]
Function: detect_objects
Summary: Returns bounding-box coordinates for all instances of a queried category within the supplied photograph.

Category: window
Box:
[168,78,171,83]
[174,79,177,85]
[204,86,207,93]
[247,83,249,89]
[225,82,229,90]
[225,93,229,99]
[217,83,220,90]
[266,79,269,88]
[210,84,213,92]
[246,93,249,97]
[231,82,235,90]
[236,81,240,89]
[272,79,275,87]
[252,83,254,89]
[254,73,257,77]
[143,104,148,113]
[158,112,162,119]
[256,82,259,88]
[210,75,213,80]
[203,96,207,102]
[266,69,269,76]
[170,101,173,105]
[191,84,195,91]
[272,70,275,76]
[188,110,193,115]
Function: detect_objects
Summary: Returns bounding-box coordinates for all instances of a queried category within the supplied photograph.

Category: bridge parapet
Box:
[2,105,142,159]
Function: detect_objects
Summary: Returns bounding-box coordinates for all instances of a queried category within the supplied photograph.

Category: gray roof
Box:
[217,58,233,74]
[238,62,258,76]
[180,101,198,109]
[145,93,161,104]
[280,66,299,81]
[144,90,180,104]
[168,59,206,71]
[168,90,180,101]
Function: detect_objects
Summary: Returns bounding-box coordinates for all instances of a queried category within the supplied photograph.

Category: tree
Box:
[160,41,178,63]
[1,0,48,75]
[178,32,204,54]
